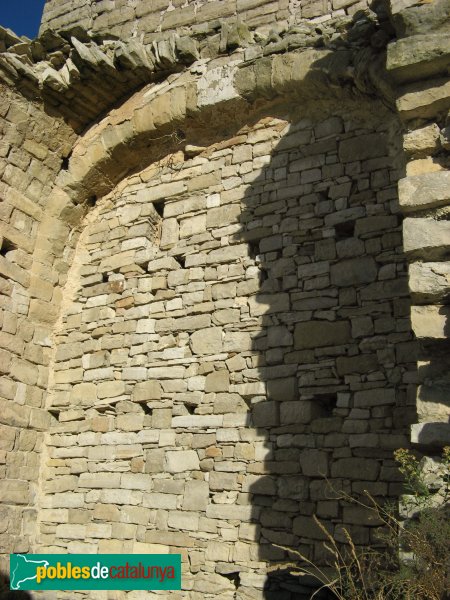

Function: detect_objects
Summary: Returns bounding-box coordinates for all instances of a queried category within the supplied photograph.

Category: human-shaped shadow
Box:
[236,103,418,599]
[0,570,33,600]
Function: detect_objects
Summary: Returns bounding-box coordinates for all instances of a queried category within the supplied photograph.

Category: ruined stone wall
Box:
[0,82,76,561]
[0,0,449,595]
[40,0,373,42]
[36,101,418,597]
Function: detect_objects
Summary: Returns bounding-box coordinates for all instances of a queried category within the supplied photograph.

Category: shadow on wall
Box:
[415,306,450,447]
[0,571,33,600]
[236,107,418,598]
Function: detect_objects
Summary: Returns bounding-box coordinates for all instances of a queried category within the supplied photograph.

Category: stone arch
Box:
[32,45,422,599]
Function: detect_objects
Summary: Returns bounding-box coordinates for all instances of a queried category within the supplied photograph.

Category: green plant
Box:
[272,448,450,600]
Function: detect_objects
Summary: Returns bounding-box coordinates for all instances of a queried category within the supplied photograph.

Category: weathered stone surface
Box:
[396,78,450,120]
[190,328,223,355]
[387,34,450,83]
[132,381,162,402]
[403,218,450,260]
[398,172,450,212]
[330,257,377,287]
[1,18,435,585]
[411,305,450,339]
[165,451,199,473]
[403,123,441,156]
[411,422,450,446]
[389,0,450,37]
[409,262,450,303]
[417,385,450,422]
[294,321,351,349]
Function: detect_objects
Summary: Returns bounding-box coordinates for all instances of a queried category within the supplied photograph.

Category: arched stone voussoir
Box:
[60,48,386,209]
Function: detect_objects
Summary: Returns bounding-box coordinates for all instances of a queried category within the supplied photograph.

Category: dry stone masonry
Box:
[0,0,449,598]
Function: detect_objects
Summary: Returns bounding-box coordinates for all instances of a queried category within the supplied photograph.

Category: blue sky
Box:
[0,0,46,39]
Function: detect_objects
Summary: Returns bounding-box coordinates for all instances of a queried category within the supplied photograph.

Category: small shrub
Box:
[273,448,450,600]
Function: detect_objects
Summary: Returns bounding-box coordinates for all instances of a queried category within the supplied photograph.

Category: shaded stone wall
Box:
[37,102,417,598]
[0,82,75,562]
[40,0,374,42]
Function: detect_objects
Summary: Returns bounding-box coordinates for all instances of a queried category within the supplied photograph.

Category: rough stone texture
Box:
[0,0,449,596]
[0,82,75,559]
[33,105,416,597]
[40,0,376,43]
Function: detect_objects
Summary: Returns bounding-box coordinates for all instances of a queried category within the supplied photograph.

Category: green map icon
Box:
[10,555,49,590]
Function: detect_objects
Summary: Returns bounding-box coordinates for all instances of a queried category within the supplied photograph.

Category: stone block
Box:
[167,510,199,531]
[408,262,450,304]
[336,354,379,376]
[144,449,165,473]
[331,458,379,480]
[339,134,387,162]
[160,218,179,249]
[330,257,377,287]
[354,388,396,408]
[396,78,450,121]
[206,504,253,521]
[248,293,290,316]
[56,524,86,540]
[252,401,279,427]
[398,171,450,213]
[172,415,223,428]
[132,381,162,402]
[78,472,121,488]
[205,370,230,393]
[411,305,450,339]
[0,479,30,504]
[280,400,323,425]
[209,472,238,491]
[97,380,126,399]
[266,377,297,402]
[294,320,351,349]
[387,34,450,84]
[292,515,332,540]
[417,385,450,422]
[116,413,145,431]
[190,328,223,355]
[403,123,440,156]
[406,156,444,176]
[165,450,199,473]
[182,480,209,511]
[143,492,177,510]
[207,204,241,228]
[411,422,450,446]
[299,449,329,477]
[403,218,450,260]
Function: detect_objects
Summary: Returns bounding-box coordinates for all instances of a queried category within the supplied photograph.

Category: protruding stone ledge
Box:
[403,217,450,260]
[403,123,441,157]
[411,305,450,339]
[409,262,450,303]
[411,422,450,447]
[396,77,450,120]
[398,171,450,213]
[417,385,450,423]
[387,33,450,84]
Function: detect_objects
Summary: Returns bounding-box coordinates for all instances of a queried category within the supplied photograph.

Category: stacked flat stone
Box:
[0,0,449,597]
[39,102,415,598]
[386,0,450,445]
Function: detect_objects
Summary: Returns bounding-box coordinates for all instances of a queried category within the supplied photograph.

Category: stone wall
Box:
[0,0,449,596]
[40,0,374,42]
[36,100,418,597]
[0,82,75,562]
